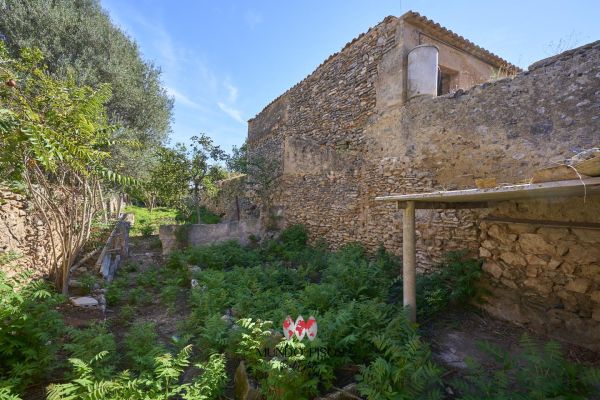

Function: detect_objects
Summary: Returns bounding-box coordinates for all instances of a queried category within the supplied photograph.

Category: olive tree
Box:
[0,0,173,179]
[0,44,126,293]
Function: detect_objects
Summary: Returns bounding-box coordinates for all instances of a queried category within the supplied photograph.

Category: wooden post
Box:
[403,200,416,322]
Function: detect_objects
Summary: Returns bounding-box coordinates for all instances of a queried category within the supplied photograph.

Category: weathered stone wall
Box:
[0,187,50,276]
[247,16,401,174]
[201,175,258,222]
[159,219,261,255]
[244,36,600,347]
[478,198,600,349]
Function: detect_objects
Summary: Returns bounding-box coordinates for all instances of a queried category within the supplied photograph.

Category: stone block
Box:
[546,259,562,270]
[564,243,600,264]
[518,233,555,255]
[525,254,546,266]
[482,260,503,279]
[499,251,526,267]
[537,227,570,243]
[591,291,600,303]
[488,224,517,245]
[571,228,600,244]
[526,265,538,278]
[481,240,495,250]
[500,278,518,289]
[580,265,600,278]
[479,247,491,258]
[524,278,553,295]
[565,278,591,294]
[561,262,576,275]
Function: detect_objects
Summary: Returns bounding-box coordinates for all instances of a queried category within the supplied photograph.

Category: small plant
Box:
[160,279,182,313]
[128,287,153,306]
[47,346,227,400]
[136,269,159,288]
[0,250,21,265]
[356,315,443,400]
[125,322,165,373]
[416,251,483,319]
[117,304,136,326]
[122,261,139,273]
[234,318,318,399]
[105,277,127,306]
[63,322,117,379]
[197,313,231,354]
[140,222,155,237]
[79,272,98,294]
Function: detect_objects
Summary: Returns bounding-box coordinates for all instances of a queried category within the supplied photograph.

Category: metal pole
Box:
[403,200,416,322]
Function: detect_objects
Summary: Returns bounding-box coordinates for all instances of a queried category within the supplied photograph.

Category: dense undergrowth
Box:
[1,224,599,399]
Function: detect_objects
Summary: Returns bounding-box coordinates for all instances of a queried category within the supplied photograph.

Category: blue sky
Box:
[100,0,600,152]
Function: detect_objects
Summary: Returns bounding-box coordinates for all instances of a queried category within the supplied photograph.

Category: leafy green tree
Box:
[188,134,227,222]
[0,44,125,292]
[226,142,248,174]
[0,0,173,177]
[143,144,190,212]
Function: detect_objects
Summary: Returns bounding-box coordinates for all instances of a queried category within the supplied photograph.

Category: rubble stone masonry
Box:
[0,187,51,276]
[246,20,600,348]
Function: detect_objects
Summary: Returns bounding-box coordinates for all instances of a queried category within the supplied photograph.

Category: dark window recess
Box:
[437,66,459,96]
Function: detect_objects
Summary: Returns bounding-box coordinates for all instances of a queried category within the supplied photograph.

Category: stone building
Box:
[213,12,600,348]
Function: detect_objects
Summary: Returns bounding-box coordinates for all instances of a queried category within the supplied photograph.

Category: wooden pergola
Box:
[375,177,600,322]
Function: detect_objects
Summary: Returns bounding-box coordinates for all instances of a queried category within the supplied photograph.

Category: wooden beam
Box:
[397,201,490,209]
[403,201,416,322]
[483,216,600,230]
[376,177,600,203]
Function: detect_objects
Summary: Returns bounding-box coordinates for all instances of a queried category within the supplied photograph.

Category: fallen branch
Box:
[69,248,101,273]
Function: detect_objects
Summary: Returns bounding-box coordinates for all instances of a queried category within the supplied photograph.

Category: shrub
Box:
[186,240,260,270]
[117,304,136,326]
[0,272,65,392]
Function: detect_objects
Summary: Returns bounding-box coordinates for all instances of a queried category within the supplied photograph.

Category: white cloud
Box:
[224,78,239,103]
[165,86,208,112]
[218,102,245,124]
[244,10,263,29]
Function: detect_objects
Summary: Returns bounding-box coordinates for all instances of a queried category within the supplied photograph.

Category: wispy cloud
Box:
[165,86,208,112]
[224,78,239,102]
[218,102,245,124]
[102,1,248,149]
[244,10,263,29]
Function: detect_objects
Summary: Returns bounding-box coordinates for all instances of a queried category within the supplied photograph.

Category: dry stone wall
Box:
[201,175,258,222]
[478,198,600,349]
[0,187,50,276]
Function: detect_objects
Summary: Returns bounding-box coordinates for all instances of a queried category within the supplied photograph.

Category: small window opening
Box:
[437,66,459,96]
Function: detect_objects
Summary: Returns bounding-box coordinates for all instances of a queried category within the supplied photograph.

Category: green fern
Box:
[453,334,600,399]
